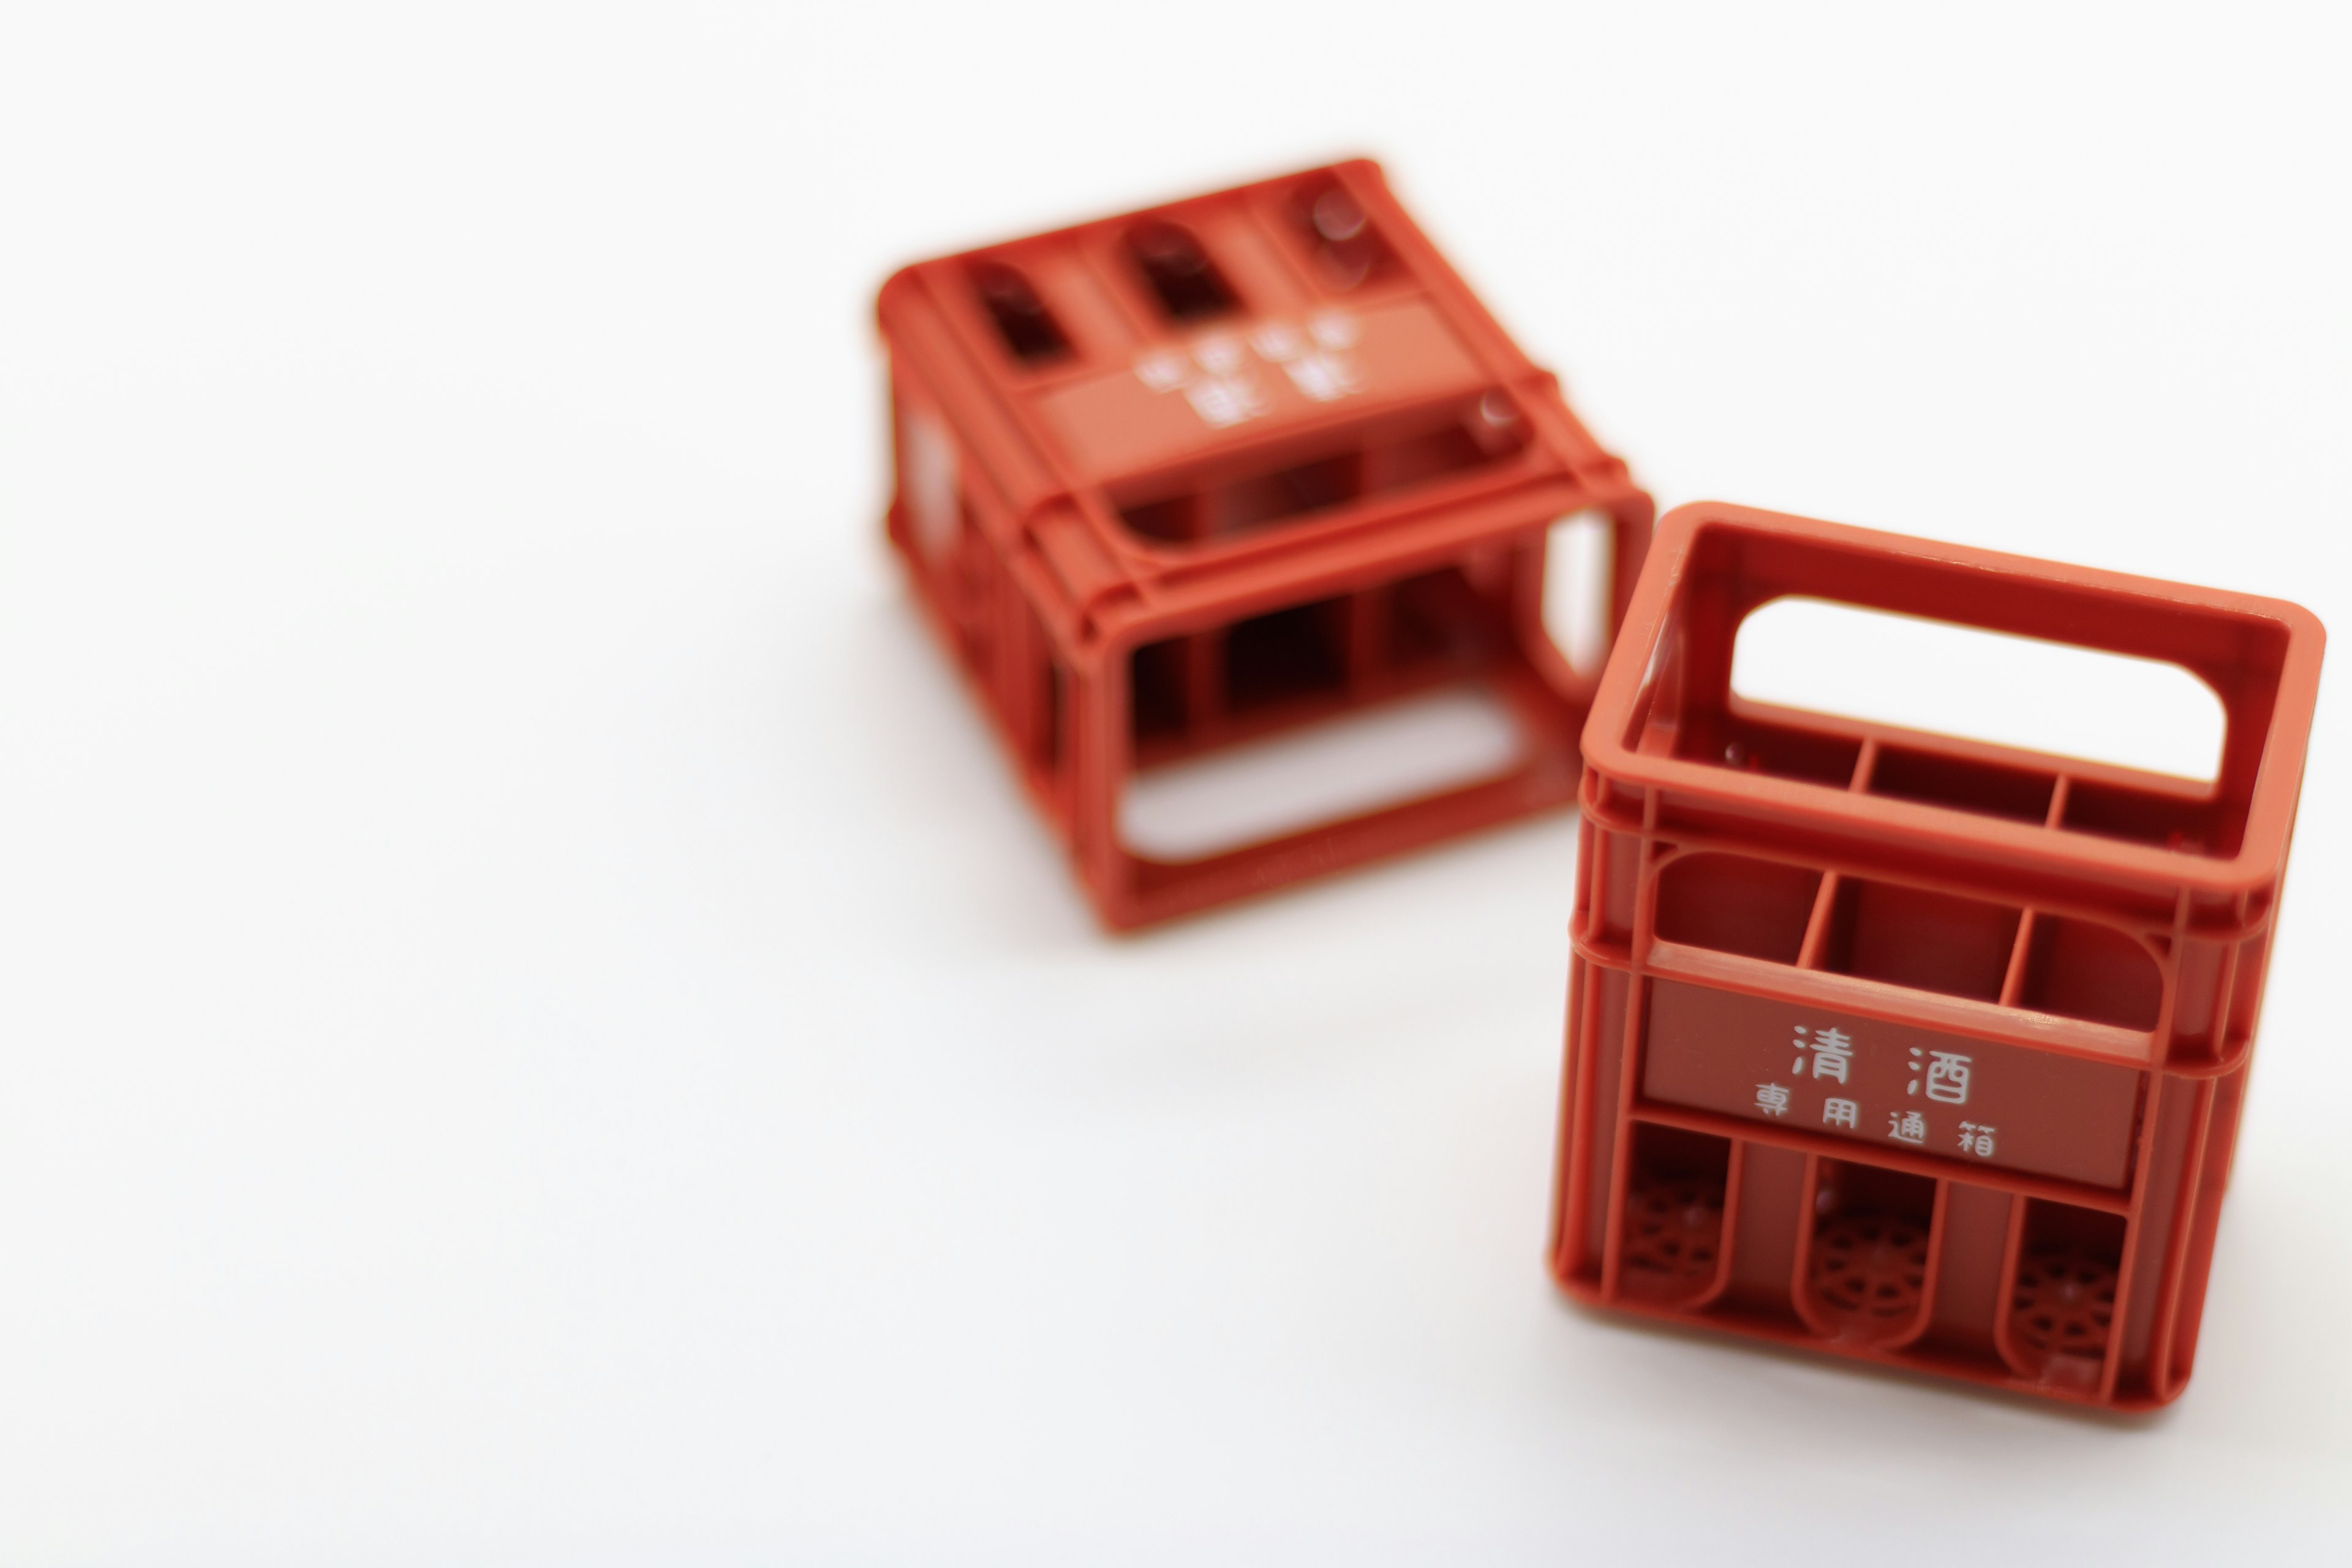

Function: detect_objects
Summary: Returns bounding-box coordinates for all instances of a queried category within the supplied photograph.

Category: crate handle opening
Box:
[1732,597,2225,783]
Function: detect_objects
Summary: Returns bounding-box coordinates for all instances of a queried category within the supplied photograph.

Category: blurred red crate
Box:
[876,160,1652,928]
[1550,502,2324,1408]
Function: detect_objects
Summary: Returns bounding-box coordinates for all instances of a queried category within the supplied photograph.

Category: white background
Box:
[2,4,2348,1562]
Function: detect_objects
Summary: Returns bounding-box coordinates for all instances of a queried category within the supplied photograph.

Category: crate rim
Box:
[1581,502,2326,899]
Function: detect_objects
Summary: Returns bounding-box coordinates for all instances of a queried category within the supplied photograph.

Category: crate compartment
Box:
[1285,172,1399,293]
[1124,219,1241,322]
[2000,1200,2125,1390]
[2059,773,2244,858]
[1616,1125,1732,1306]
[880,160,1654,927]
[967,258,1072,366]
[2013,913,2163,1031]
[1556,502,2321,1408]
[1224,597,1351,715]
[1816,876,2020,1002]
[1865,745,2057,824]
[1674,709,1863,786]
[1653,851,1821,964]
[1796,1159,1939,1344]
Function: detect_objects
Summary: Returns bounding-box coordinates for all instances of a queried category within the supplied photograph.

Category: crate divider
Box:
[1915,1179,2019,1370]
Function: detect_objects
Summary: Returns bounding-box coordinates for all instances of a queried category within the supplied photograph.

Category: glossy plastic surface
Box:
[877,161,1653,928]
[1551,502,2324,1408]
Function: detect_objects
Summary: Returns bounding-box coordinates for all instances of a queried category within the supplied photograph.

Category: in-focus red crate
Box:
[1551,503,2324,1408]
[877,160,1653,928]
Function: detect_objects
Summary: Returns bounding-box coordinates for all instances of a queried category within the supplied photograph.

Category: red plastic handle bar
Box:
[1587,503,2324,898]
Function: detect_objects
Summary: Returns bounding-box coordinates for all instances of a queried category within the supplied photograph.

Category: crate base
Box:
[1550,951,2239,1412]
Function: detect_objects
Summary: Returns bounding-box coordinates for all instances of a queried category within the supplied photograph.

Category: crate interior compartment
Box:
[2013,912,2163,1031]
[1283,171,1399,293]
[1112,396,1531,549]
[2001,1199,2125,1389]
[965,256,1072,367]
[1653,851,1822,965]
[2060,775,2244,858]
[1124,219,1242,322]
[1616,1124,1732,1305]
[1128,565,1512,764]
[1815,876,2021,1002]
[1670,707,1864,787]
[1641,845,2168,1037]
[1798,1158,1937,1343]
[1671,692,2255,859]
[1864,744,2057,824]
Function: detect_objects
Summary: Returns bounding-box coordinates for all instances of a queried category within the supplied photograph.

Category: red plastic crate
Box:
[1550,502,2324,1408]
[876,160,1653,928]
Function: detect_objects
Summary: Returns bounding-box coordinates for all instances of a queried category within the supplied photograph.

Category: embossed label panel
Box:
[1643,979,2144,1188]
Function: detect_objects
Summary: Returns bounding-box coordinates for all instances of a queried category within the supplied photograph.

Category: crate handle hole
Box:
[1732,597,2225,783]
